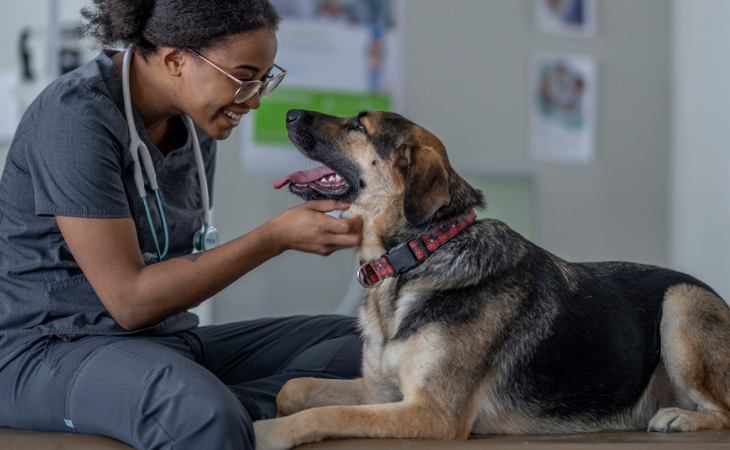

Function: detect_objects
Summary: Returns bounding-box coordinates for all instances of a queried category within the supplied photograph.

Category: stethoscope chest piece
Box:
[194,224,219,252]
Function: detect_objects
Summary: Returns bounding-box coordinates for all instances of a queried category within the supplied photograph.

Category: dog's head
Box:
[275,109,484,234]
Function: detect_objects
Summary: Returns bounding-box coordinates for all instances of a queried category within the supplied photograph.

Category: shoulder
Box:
[12,52,128,152]
[8,53,133,179]
[17,52,125,136]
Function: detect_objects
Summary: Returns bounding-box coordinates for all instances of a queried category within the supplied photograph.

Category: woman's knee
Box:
[137,373,255,449]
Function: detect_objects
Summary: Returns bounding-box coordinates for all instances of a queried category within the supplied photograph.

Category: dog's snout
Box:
[286,110,300,123]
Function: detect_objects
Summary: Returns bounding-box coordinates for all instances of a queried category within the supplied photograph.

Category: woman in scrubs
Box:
[0,1,363,449]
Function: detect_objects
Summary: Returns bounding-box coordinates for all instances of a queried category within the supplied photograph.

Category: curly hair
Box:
[80,0,281,56]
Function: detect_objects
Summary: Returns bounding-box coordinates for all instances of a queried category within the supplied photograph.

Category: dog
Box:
[256,109,730,450]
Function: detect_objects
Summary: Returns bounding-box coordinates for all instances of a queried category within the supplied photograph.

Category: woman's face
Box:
[181,28,278,140]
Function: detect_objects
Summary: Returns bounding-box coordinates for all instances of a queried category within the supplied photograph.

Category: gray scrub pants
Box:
[0,315,362,450]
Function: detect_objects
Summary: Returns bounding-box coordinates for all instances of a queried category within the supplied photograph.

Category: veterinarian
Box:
[0,1,364,449]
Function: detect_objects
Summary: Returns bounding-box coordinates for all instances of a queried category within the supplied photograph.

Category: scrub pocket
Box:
[64,342,164,442]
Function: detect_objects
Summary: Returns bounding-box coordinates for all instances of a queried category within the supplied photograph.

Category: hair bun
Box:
[81,0,281,55]
[80,0,156,49]
[108,0,155,41]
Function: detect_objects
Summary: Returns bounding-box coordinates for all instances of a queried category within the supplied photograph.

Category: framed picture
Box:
[536,0,597,38]
[529,53,597,164]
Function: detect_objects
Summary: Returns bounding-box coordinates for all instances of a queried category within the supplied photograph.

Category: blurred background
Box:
[0,0,727,324]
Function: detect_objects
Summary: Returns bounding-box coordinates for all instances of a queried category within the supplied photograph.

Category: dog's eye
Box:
[348,119,366,133]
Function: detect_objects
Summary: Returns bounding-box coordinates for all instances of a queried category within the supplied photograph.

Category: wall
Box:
[0,0,88,73]
[0,0,89,172]
[402,0,672,264]
[670,0,730,300]
[212,0,674,322]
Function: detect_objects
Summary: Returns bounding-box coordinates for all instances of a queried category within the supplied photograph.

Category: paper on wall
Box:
[529,53,597,165]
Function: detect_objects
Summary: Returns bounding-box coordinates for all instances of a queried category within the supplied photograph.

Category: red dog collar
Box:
[357,210,477,287]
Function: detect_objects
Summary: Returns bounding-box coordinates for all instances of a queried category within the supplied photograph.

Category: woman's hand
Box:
[268,200,363,256]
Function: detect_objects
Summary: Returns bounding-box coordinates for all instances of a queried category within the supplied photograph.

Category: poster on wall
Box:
[241,0,404,175]
[529,53,596,164]
[535,0,596,38]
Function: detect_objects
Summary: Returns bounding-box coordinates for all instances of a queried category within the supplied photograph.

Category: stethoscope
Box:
[122,48,219,261]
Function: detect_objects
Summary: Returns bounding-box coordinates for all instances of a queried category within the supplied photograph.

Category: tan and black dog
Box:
[256,109,730,450]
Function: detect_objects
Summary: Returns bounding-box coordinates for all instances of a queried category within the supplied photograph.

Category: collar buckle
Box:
[385,242,419,275]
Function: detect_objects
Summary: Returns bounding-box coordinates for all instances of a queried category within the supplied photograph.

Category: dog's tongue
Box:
[273,165,335,189]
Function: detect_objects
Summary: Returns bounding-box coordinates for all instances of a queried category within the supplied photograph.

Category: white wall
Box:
[670,0,730,300]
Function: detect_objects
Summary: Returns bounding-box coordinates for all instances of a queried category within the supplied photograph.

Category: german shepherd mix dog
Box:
[255,109,730,450]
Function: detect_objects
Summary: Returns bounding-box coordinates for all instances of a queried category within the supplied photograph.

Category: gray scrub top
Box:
[0,51,217,358]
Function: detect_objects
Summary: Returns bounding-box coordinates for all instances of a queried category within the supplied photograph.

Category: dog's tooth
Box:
[334,174,342,180]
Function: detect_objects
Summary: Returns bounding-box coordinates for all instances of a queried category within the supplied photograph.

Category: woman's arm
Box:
[56,199,362,331]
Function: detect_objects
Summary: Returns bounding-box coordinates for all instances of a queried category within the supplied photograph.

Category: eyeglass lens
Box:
[261,75,284,97]
[233,73,285,103]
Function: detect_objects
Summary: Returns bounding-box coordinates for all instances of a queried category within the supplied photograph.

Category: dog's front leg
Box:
[277,377,380,416]
[254,400,472,450]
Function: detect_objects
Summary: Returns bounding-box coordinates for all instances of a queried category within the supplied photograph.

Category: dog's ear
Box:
[402,144,451,226]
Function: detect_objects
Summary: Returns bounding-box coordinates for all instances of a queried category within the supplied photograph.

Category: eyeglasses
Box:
[187,49,286,104]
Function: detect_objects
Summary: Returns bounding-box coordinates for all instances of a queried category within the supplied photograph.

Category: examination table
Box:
[2,426,730,449]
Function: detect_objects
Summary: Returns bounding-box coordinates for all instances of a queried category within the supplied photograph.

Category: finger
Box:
[345,215,363,233]
[323,216,363,235]
[306,199,351,213]
[323,232,363,250]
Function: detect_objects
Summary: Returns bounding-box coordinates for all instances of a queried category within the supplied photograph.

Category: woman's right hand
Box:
[268,200,363,256]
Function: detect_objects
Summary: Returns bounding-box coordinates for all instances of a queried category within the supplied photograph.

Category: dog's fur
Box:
[254,110,730,450]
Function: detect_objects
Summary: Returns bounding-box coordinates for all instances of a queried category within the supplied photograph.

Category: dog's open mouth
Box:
[273,165,350,197]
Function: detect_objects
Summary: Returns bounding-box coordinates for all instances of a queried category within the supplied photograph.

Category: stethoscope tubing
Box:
[184,115,211,227]
[122,48,215,260]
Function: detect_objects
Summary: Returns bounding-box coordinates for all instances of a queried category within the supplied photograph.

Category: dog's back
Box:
[464,228,722,432]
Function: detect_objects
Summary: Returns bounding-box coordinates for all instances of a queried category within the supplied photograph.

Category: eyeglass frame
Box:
[187,48,286,104]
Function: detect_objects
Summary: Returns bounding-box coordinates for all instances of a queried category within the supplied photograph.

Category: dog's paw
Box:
[277,377,327,416]
[648,407,700,432]
[276,379,309,417]
[253,418,294,450]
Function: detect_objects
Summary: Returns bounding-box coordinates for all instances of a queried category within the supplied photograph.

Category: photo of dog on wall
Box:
[256,109,730,450]
[536,0,597,37]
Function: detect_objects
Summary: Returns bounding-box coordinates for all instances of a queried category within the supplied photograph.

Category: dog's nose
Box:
[286,109,302,124]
